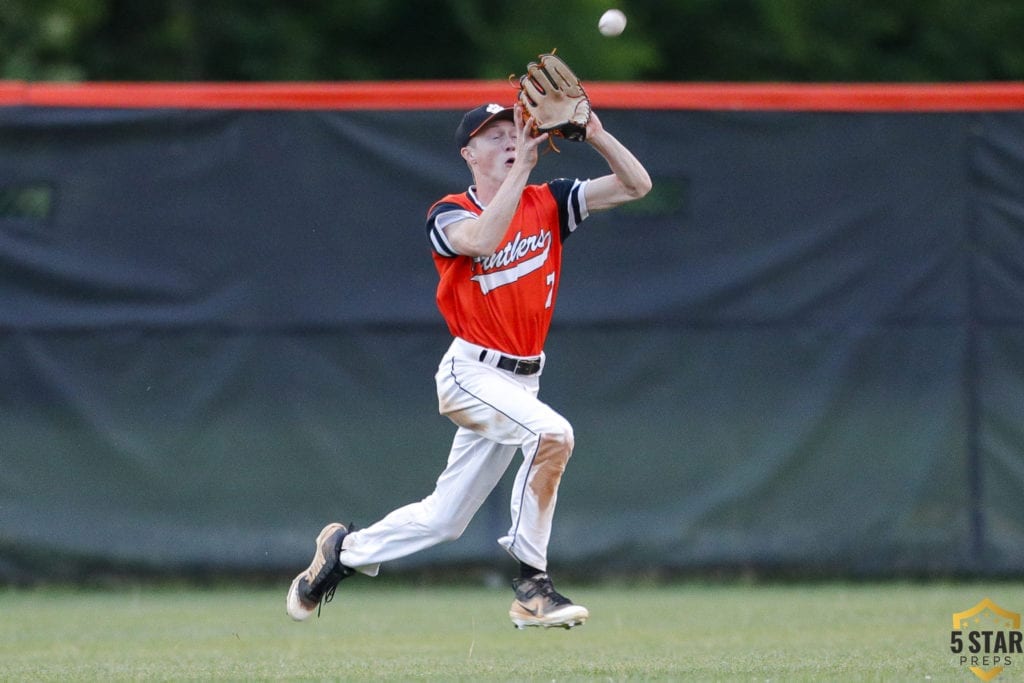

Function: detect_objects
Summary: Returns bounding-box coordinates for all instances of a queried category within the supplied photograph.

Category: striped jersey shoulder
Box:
[541,178,588,242]
[426,192,479,258]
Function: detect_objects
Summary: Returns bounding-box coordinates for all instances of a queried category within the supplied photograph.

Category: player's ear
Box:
[461,145,475,164]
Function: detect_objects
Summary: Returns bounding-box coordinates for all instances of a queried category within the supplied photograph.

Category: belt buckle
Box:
[514,358,541,375]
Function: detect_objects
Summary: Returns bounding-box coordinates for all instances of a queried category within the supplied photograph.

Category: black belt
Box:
[479,350,541,375]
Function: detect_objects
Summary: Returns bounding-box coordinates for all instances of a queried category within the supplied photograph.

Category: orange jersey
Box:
[427,179,588,356]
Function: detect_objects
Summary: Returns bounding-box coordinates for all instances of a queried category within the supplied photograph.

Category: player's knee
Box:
[433,522,466,543]
[540,423,574,465]
[532,427,574,504]
[428,515,469,543]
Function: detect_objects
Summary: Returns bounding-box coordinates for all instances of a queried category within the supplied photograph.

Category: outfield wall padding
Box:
[1,87,1023,579]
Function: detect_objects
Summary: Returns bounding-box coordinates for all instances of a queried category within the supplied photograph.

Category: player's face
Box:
[467,120,517,183]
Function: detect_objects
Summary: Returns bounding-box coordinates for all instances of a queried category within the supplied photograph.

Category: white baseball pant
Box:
[338,337,574,576]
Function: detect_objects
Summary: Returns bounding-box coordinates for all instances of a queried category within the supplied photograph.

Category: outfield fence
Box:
[2,82,1023,580]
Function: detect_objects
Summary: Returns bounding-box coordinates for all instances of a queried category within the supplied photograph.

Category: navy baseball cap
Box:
[455,103,514,150]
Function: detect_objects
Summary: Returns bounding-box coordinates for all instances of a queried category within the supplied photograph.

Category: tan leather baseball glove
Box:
[517,52,591,142]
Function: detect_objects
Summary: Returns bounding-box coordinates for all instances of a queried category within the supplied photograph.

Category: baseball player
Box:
[287,99,651,628]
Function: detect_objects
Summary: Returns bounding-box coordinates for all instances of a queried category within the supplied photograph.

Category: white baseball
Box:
[598,9,627,37]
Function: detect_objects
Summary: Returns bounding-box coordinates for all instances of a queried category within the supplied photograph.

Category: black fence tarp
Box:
[1,104,1022,580]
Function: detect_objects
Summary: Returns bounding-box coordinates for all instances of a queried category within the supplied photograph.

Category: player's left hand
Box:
[517,52,590,142]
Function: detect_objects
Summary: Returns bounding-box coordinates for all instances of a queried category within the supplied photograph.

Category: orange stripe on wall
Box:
[1,80,1023,111]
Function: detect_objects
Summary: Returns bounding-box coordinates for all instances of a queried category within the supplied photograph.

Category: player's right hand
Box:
[514,102,548,168]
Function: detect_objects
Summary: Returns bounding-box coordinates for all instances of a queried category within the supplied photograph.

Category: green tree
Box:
[1,0,1022,82]
[0,0,107,80]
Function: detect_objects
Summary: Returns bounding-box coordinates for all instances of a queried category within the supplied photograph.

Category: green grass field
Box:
[1,579,1021,681]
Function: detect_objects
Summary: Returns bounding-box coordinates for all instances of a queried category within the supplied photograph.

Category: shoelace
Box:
[314,522,357,617]
[317,583,337,617]
[530,577,572,606]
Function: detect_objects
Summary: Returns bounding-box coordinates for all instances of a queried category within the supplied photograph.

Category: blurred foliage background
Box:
[1,0,1023,82]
